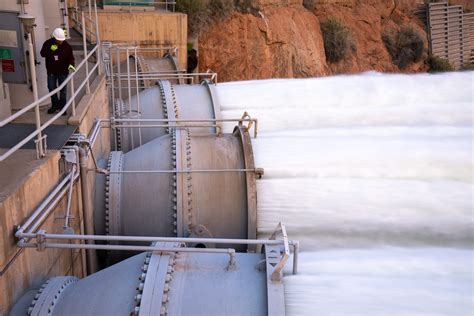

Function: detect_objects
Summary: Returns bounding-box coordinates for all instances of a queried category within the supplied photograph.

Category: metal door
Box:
[0,11,26,83]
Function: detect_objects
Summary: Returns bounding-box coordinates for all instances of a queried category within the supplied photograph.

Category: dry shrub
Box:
[320,18,354,63]
[176,0,235,36]
[428,56,454,72]
[383,27,424,69]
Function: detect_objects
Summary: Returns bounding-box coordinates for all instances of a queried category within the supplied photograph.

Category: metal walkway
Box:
[0,124,77,150]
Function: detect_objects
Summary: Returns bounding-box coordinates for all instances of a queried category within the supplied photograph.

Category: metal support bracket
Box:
[34,134,47,159]
[36,230,46,251]
[268,222,290,282]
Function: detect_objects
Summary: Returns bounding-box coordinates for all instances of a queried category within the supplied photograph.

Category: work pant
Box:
[47,74,68,109]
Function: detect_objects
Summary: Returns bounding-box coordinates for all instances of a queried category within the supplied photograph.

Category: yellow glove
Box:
[68,64,76,71]
[50,44,58,51]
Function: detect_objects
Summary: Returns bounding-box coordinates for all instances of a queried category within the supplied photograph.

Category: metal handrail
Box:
[110,117,258,138]
[0,48,100,162]
[0,11,101,162]
[0,45,96,126]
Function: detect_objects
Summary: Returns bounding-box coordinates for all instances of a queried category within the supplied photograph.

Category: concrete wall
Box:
[42,0,64,37]
[0,150,86,315]
[69,74,111,263]
[95,10,187,69]
[0,73,111,314]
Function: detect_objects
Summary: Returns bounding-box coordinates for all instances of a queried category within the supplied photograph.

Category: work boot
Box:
[47,107,57,114]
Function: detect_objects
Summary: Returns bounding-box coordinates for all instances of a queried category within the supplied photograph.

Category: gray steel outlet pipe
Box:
[95,126,257,255]
[116,80,221,152]
[10,247,274,316]
[96,81,257,256]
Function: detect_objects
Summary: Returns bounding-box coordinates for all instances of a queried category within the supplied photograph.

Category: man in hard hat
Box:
[40,28,75,115]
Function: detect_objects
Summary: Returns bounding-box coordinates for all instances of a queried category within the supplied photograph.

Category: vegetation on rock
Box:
[320,18,354,63]
[383,27,424,69]
[176,0,258,35]
[427,56,454,72]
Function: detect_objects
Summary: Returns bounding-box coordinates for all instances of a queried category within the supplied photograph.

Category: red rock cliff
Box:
[199,6,329,81]
[198,0,431,81]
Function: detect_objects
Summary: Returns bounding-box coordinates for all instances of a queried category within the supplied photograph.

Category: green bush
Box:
[428,56,454,72]
[320,18,353,63]
[383,27,424,69]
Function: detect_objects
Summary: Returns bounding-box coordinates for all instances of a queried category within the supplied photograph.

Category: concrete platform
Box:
[0,149,58,203]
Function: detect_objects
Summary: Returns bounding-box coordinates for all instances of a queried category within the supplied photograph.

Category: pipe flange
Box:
[114,100,123,151]
[134,243,179,316]
[27,276,78,316]
[169,84,179,119]
[135,54,150,88]
[133,251,153,315]
[184,129,193,235]
[105,151,124,238]
[156,80,170,134]
[104,154,112,236]
[171,129,178,235]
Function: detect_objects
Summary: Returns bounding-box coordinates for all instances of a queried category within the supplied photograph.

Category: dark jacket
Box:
[40,38,75,75]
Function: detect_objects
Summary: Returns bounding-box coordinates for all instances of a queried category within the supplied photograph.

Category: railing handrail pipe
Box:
[0,45,98,128]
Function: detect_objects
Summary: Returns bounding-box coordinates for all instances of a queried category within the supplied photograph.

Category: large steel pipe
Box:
[95,80,256,254]
[10,247,274,316]
[117,80,221,152]
[95,125,257,254]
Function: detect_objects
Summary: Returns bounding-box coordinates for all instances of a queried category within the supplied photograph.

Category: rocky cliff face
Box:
[199,6,329,81]
[198,0,430,81]
[308,0,428,75]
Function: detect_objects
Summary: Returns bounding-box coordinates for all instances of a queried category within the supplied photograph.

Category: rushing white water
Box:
[217,72,473,315]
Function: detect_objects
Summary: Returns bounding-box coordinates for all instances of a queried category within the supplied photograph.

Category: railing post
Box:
[94,0,102,75]
[71,76,76,116]
[28,33,44,158]
[82,12,91,94]
[134,47,142,146]
[88,0,92,21]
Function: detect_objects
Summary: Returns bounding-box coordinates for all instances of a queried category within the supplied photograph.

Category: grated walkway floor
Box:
[0,123,76,150]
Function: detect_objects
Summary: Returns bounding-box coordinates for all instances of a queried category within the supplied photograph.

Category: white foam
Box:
[217,72,474,315]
